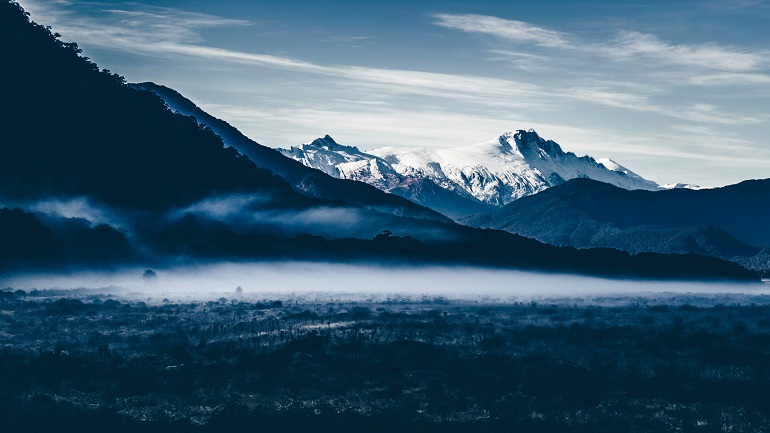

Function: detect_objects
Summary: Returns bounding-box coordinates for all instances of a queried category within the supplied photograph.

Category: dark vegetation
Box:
[3,289,770,432]
[0,207,136,271]
[0,208,62,269]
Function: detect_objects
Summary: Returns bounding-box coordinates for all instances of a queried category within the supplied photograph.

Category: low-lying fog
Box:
[2,262,767,304]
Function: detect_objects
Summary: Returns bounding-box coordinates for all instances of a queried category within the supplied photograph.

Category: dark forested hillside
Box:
[0,207,63,269]
[0,1,293,210]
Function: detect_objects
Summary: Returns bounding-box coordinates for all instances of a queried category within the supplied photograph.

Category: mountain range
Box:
[0,0,761,280]
[279,131,660,218]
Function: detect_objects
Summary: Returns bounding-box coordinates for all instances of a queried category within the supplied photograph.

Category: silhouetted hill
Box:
[132,82,450,222]
[464,178,770,265]
[0,207,134,270]
[0,1,295,210]
[35,213,135,266]
[0,208,63,269]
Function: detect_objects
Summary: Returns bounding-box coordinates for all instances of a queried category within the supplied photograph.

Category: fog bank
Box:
[2,262,767,303]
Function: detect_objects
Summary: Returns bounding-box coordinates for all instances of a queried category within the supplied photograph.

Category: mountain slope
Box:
[0,3,294,211]
[464,178,770,264]
[279,130,659,217]
[132,83,451,223]
[386,176,494,219]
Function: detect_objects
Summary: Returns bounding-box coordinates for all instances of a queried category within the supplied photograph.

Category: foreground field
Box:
[2,288,770,432]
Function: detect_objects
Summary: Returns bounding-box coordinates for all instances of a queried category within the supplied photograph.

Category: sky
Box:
[17,0,770,186]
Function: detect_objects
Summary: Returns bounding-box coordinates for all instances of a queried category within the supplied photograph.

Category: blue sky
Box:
[18,0,770,186]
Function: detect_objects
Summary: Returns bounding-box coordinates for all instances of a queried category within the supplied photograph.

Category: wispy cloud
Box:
[688,72,770,86]
[125,41,550,108]
[101,7,251,43]
[485,50,549,71]
[22,0,767,121]
[35,1,755,124]
[565,87,767,125]
[320,34,371,45]
[606,31,768,72]
[19,1,250,44]
[428,11,770,131]
[433,13,570,48]
[336,67,549,108]
[141,42,329,72]
[19,1,550,108]
[432,13,770,74]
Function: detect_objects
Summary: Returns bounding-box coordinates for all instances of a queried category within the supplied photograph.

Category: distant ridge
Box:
[463,178,770,271]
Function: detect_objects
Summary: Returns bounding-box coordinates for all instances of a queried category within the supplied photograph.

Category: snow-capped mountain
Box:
[279,130,660,214]
[280,135,404,191]
[279,135,493,218]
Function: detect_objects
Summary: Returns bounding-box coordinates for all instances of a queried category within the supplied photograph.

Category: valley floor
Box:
[3,289,770,432]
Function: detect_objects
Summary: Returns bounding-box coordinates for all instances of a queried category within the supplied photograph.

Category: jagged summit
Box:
[496,132,516,150]
[503,129,566,158]
[308,135,361,153]
[278,130,661,213]
[280,135,383,179]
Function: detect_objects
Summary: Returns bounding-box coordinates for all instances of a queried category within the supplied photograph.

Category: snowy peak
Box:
[280,136,401,189]
[279,135,374,178]
[507,129,565,159]
[278,130,662,214]
[308,135,361,153]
